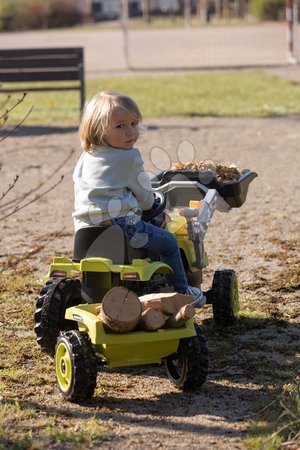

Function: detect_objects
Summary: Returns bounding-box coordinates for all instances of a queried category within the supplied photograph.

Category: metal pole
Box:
[120,0,130,69]
[286,0,297,63]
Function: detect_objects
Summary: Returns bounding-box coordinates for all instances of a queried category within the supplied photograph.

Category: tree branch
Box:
[0,106,33,143]
[0,175,19,203]
[0,148,74,212]
[0,175,64,221]
[0,93,27,122]
[0,94,12,113]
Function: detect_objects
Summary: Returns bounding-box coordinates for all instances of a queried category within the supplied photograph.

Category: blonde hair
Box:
[79,90,142,152]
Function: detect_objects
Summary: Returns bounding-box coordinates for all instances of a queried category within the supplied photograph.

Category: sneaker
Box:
[187,286,206,308]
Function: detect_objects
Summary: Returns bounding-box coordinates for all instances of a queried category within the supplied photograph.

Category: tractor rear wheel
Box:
[34,278,83,355]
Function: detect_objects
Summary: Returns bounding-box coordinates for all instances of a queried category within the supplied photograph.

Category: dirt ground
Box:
[0,115,299,449]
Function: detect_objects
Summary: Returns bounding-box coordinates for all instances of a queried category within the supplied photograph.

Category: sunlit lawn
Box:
[2,70,300,126]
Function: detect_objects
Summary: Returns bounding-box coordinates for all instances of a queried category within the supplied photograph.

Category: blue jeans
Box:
[112,216,189,294]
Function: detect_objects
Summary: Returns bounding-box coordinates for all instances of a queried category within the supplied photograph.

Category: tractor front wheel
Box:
[212,269,239,326]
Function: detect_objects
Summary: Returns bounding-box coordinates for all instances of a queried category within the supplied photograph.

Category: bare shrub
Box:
[0,0,83,31]
[47,0,84,28]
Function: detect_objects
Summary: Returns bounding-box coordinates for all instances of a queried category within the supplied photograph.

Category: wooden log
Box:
[98,286,142,333]
[165,304,196,328]
[137,307,165,331]
[139,292,193,315]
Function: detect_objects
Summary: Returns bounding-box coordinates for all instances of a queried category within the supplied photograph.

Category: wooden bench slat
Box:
[0,48,83,57]
[0,86,81,93]
[0,71,81,83]
[0,59,82,70]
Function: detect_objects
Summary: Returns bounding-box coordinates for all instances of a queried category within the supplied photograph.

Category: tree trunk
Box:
[99,286,142,333]
[215,0,223,19]
[184,0,192,27]
[196,0,202,19]
[142,0,151,23]
[223,0,230,18]
[238,0,246,18]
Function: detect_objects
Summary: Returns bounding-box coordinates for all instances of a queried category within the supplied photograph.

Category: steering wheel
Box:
[142,191,167,221]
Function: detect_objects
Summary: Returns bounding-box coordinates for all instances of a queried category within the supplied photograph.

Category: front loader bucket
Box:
[151,169,258,208]
[214,170,258,207]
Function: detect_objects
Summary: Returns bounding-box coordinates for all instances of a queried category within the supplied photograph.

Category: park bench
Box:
[0,47,85,112]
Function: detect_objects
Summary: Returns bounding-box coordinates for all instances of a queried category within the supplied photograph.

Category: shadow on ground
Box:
[0,125,78,137]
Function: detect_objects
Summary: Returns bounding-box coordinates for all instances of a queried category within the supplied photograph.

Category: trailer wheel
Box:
[55,330,97,402]
[165,323,208,390]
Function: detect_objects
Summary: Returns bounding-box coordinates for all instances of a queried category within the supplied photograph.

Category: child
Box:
[72,90,206,307]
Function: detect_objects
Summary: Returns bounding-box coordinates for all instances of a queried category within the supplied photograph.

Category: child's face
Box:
[105,107,139,150]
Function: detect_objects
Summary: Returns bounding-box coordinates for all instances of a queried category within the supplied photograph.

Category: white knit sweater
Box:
[72,146,154,231]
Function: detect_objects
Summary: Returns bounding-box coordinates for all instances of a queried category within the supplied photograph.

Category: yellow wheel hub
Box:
[56,342,72,392]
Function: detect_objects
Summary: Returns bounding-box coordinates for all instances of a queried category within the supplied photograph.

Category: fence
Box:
[1,22,299,76]
[119,0,300,70]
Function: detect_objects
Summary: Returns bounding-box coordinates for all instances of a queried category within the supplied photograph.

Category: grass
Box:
[201,234,300,449]
[2,70,300,126]
[241,238,300,449]
[246,380,300,449]
[0,401,109,449]
[0,268,110,449]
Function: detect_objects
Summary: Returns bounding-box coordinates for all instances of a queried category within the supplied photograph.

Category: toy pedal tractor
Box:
[34,168,257,402]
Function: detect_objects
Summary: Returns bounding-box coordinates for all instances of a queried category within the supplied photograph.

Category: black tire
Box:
[165,323,209,391]
[34,278,83,355]
[55,330,98,402]
[212,269,239,326]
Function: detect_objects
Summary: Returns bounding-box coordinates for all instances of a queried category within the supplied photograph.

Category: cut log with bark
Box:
[165,304,196,328]
[98,286,142,333]
[96,288,196,334]
[138,307,165,331]
[139,292,193,315]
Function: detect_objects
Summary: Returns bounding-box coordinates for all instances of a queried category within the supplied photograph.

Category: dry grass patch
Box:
[0,268,110,449]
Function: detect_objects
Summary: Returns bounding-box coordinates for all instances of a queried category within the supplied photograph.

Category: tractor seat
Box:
[73,225,148,265]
